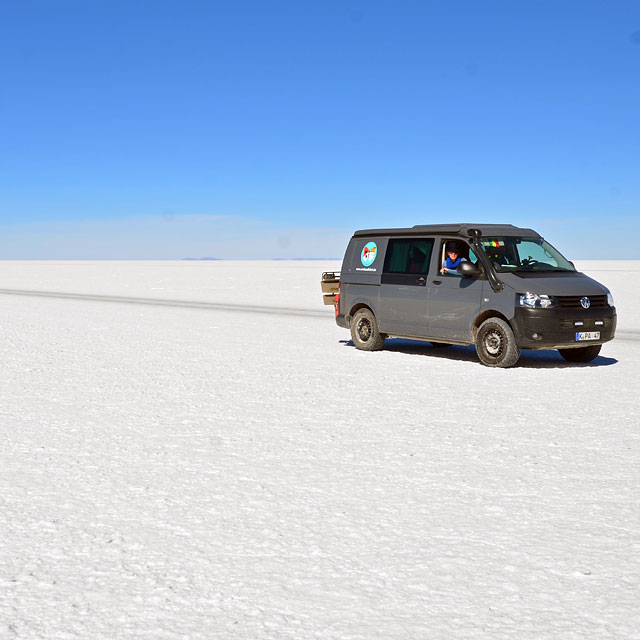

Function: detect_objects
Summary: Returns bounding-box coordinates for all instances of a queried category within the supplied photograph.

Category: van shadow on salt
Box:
[339,338,617,369]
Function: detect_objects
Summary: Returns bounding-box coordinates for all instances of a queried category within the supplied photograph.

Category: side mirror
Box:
[458,261,480,277]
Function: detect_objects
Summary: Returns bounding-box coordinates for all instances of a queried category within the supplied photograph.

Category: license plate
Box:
[576,331,600,341]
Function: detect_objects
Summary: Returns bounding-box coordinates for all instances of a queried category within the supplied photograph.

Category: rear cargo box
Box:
[321,272,340,305]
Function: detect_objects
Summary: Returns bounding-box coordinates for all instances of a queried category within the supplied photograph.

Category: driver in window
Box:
[440,242,467,274]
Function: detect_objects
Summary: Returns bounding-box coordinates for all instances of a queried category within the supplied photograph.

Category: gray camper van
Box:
[321,224,616,367]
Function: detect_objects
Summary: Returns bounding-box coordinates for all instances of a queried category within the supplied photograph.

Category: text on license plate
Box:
[576,331,600,341]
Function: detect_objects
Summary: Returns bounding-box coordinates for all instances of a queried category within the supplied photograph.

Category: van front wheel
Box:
[350,309,386,351]
[476,318,521,368]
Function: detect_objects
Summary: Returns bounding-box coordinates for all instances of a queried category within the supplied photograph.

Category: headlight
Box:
[519,293,557,308]
[606,290,615,307]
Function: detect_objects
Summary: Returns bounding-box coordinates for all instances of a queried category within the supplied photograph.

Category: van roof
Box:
[353,223,541,238]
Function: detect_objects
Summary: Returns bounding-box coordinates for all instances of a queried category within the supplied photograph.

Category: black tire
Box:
[350,308,385,351]
[476,317,521,368]
[558,345,601,363]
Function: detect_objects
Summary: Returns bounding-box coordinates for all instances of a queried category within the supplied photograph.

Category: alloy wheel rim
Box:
[357,318,372,341]
[484,329,503,357]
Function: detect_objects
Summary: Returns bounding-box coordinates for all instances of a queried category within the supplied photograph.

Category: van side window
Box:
[383,238,434,274]
[440,239,474,276]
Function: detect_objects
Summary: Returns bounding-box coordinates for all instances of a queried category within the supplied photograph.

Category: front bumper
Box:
[512,306,617,349]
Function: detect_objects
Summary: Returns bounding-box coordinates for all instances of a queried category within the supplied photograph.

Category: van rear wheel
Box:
[350,309,385,351]
[558,345,601,362]
[476,317,521,368]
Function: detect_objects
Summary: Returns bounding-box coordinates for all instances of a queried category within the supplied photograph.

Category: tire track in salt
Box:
[2,288,638,341]
[0,288,330,319]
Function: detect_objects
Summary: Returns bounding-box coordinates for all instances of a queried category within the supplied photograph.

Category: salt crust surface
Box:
[0,261,638,639]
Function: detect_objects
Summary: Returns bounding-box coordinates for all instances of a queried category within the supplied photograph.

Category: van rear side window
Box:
[383,238,434,274]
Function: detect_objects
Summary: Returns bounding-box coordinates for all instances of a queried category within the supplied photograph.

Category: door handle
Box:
[417,276,426,286]
[432,280,442,285]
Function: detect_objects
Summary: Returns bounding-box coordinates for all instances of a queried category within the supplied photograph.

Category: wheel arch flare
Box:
[471,309,513,341]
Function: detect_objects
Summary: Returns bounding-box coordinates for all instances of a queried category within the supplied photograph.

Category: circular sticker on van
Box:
[361,242,378,267]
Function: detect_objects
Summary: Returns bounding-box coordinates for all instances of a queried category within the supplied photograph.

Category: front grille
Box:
[556,295,608,308]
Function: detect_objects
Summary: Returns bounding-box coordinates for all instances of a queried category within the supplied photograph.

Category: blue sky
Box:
[1,0,639,259]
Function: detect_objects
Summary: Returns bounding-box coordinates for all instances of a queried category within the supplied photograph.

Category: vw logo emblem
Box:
[581,296,591,309]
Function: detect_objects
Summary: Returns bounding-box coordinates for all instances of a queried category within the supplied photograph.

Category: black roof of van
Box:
[353,223,540,238]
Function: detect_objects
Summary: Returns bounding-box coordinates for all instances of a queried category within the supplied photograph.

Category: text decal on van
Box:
[360,242,378,267]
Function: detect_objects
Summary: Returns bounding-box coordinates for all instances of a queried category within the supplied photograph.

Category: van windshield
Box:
[480,237,576,272]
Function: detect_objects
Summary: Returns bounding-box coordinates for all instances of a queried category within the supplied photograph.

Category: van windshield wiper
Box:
[512,266,575,273]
